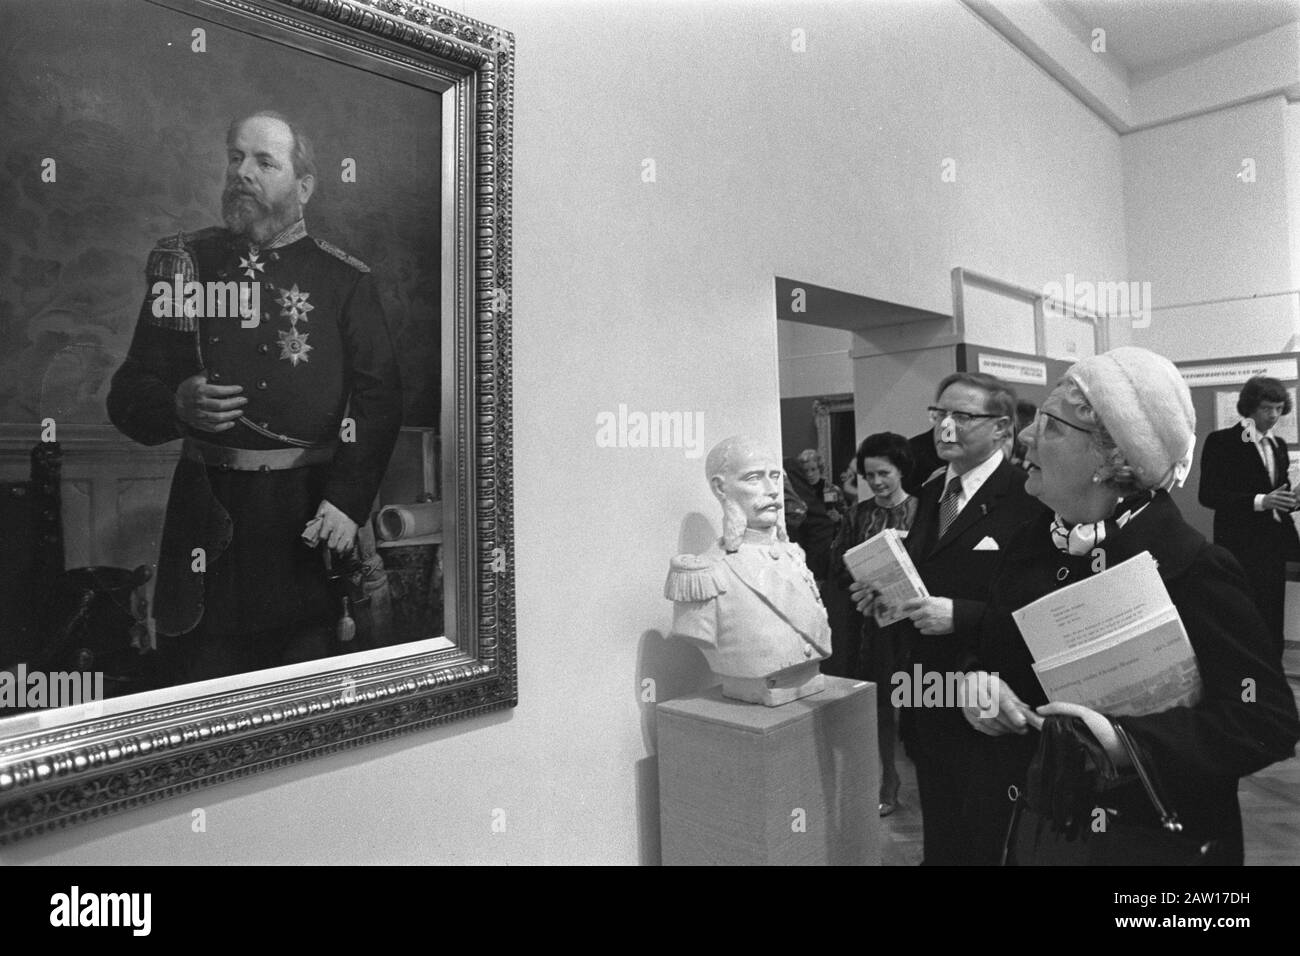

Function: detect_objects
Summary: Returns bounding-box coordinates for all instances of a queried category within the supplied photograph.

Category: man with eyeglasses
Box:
[852,371,1043,865]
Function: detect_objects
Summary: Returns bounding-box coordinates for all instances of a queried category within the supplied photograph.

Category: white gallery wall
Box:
[4,0,1132,866]
[1287,101,1300,318]
[1126,96,1300,360]
[778,322,854,399]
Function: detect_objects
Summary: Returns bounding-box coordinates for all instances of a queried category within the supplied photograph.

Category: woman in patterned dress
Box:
[830,432,918,816]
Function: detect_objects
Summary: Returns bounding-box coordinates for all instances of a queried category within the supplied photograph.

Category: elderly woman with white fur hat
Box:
[960,347,1299,865]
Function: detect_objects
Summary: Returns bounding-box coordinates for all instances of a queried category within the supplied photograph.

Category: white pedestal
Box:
[657,676,879,866]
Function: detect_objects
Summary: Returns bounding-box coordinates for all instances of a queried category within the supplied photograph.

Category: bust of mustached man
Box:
[665,436,832,705]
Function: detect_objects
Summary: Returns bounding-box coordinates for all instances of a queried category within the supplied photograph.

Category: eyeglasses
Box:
[927,406,1004,428]
[1032,408,1094,436]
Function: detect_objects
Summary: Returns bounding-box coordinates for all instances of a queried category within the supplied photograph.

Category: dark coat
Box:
[108,229,402,522]
[1198,423,1300,645]
[785,459,841,581]
[107,228,402,637]
[902,455,1045,675]
[1199,423,1297,556]
[974,491,1300,864]
[896,454,1045,864]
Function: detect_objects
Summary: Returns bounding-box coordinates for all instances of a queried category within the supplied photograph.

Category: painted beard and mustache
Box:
[221,182,299,243]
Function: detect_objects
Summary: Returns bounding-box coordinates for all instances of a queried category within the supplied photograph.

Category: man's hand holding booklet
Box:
[842,528,929,628]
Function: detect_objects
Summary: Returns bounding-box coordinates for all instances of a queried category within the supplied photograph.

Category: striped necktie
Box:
[938,476,963,540]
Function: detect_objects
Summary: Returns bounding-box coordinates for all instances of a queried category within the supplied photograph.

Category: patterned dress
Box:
[829,495,918,682]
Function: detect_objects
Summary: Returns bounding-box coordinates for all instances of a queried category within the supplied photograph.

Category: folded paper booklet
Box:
[842,528,928,627]
[1011,551,1202,716]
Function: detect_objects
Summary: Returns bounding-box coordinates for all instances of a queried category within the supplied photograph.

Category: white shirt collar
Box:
[945,448,1004,503]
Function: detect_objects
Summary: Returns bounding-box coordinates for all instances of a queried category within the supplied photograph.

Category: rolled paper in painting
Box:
[376,502,443,540]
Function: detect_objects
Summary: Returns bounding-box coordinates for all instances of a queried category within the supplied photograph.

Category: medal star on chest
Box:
[277,327,313,366]
[238,249,266,279]
[275,284,314,325]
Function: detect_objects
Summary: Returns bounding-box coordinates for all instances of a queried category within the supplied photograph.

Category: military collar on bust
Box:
[733,541,782,561]
[725,527,787,558]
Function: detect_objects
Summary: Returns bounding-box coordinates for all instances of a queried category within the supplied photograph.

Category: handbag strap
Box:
[1111,720,1183,833]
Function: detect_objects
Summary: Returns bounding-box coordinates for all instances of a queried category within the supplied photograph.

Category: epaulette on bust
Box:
[313,237,370,273]
[664,553,726,603]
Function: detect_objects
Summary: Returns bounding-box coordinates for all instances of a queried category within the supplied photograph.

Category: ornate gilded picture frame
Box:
[0,0,514,842]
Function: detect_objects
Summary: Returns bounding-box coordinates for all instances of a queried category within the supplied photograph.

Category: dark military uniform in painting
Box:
[108,220,402,679]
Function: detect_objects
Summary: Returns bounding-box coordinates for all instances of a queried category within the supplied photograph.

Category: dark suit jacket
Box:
[108,228,402,637]
[975,492,1300,863]
[901,455,1045,676]
[1198,424,1300,572]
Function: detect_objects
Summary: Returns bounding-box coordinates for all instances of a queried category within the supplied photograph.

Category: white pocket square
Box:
[972,536,999,551]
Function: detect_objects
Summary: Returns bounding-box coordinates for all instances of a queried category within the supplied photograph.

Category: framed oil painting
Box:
[0,0,514,841]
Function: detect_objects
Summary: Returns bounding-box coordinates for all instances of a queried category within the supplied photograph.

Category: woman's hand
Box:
[1036,701,1130,767]
[961,671,1040,736]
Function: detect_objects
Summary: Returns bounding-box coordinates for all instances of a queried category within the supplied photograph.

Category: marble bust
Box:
[665,435,832,705]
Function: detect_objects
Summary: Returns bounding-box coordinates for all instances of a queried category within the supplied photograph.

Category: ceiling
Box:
[1047,0,1300,75]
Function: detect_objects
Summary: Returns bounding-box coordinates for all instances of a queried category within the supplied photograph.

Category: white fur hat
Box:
[1063,347,1196,491]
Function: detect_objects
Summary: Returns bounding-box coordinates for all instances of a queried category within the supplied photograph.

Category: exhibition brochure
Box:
[842,528,929,628]
[1012,551,1202,716]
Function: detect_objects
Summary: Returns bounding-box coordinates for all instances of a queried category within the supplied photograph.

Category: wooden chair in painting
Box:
[0,444,65,672]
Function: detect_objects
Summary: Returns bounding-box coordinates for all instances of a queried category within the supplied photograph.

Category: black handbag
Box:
[1002,716,1223,866]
